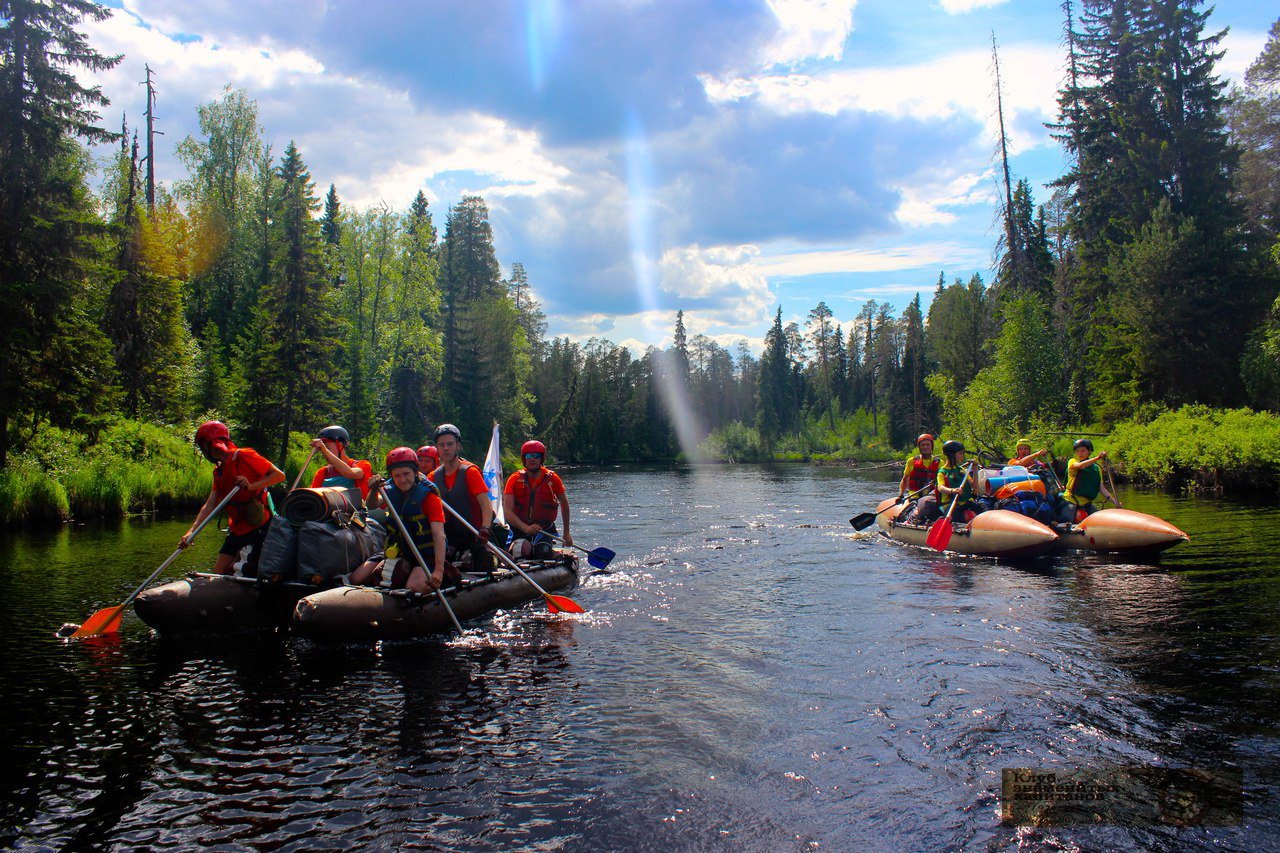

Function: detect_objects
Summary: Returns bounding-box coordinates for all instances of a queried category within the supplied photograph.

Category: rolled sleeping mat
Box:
[282,486,360,524]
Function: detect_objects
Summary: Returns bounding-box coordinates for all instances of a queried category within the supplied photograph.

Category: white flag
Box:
[482,421,505,525]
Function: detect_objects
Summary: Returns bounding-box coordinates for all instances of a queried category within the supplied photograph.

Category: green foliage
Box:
[0,417,212,524]
[1109,404,1280,492]
[1242,293,1280,411]
[699,422,764,463]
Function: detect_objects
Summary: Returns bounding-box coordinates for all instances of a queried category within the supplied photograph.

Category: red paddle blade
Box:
[544,594,586,614]
[926,517,954,551]
[71,605,125,638]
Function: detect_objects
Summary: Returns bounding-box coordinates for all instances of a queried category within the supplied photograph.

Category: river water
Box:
[1,464,1277,851]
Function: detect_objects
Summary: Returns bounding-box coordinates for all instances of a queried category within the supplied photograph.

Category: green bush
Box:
[0,416,216,526]
[1109,405,1280,492]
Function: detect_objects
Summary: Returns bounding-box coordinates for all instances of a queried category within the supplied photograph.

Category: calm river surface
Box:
[1,464,1278,851]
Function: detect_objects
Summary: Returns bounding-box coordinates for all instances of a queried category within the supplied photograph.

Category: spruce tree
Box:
[0,0,122,462]
[245,142,341,460]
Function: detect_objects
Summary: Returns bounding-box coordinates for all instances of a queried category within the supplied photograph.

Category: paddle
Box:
[541,531,616,569]
[374,480,464,634]
[438,500,585,614]
[849,484,934,531]
[1102,457,1122,508]
[68,486,242,638]
[289,445,318,492]
[926,463,974,552]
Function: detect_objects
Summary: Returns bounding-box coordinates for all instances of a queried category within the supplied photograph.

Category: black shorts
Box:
[219,520,271,577]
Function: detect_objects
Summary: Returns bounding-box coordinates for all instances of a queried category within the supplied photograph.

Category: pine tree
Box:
[105,133,192,420]
[755,308,790,454]
[245,142,341,460]
[0,0,122,463]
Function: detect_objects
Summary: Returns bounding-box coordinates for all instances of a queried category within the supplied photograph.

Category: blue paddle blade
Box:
[587,547,615,569]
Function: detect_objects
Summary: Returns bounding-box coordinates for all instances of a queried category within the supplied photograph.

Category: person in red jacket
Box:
[417,444,440,475]
[180,420,285,577]
[349,447,450,592]
[503,439,571,558]
[429,423,496,571]
[308,425,373,501]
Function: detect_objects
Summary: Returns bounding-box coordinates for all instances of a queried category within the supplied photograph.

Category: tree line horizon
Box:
[2,0,1279,474]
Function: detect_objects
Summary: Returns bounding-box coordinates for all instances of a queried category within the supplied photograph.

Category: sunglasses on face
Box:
[524,453,544,459]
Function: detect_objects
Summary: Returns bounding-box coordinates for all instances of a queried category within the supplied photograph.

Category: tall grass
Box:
[0,417,213,527]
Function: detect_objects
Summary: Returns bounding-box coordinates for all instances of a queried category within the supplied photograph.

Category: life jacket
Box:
[905,455,940,493]
[385,479,438,560]
[431,461,484,542]
[516,469,561,526]
[938,464,975,508]
[1062,460,1102,507]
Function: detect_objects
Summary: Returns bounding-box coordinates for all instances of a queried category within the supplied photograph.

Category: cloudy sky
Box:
[83,0,1274,354]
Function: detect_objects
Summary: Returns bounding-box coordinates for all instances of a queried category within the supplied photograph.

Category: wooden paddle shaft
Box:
[437,498,558,599]
[132,486,242,607]
[289,445,318,492]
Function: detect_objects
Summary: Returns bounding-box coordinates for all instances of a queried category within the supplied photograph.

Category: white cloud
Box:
[752,241,986,276]
[702,42,1064,153]
[82,9,571,211]
[938,0,1009,13]
[1219,29,1269,83]
[762,0,858,67]
[894,169,991,227]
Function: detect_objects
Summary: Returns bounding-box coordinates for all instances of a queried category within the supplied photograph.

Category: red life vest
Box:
[516,469,561,526]
[906,455,940,492]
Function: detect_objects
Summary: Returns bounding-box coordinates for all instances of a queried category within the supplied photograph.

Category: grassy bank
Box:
[0,420,213,526]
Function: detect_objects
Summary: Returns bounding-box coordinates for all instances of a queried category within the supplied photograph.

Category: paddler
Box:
[429,423,496,572]
[349,447,451,592]
[309,425,373,502]
[1055,439,1120,524]
[417,444,440,476]
[503,439,571,558]
[180,420,285,577]
[1008,439,1049,468]
[936,440,982,524]
[898,433,940,502]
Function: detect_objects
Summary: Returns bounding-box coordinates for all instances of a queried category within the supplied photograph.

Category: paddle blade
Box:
[545,593,586,614]
[926,517,954,551]
[849,512,877,531]
[71,605,125,638]
[587,547,615,569]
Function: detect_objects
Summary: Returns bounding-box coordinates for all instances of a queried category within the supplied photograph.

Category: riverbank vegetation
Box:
[3,2,1280,527]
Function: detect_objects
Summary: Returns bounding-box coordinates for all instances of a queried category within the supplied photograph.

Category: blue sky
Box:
[86,0,1276,354]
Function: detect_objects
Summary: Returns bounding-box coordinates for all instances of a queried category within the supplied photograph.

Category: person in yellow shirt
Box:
[1055,439,1120,524]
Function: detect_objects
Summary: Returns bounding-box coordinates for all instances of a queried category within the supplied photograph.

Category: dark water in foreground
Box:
[1,465,1278,851]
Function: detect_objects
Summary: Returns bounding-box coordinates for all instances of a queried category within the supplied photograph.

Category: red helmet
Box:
[916,433,935,448]
[385,446,419,472]
[417,445,440,466]
[521,440,546,457]
[195,420,230,448]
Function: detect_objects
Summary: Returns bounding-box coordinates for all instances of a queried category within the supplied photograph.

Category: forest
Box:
[1,0,1279,525]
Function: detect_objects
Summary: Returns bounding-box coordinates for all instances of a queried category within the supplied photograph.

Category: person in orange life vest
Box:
[180,420,285,577]
[349,448,450,592]
[503,439,571,558]
[898,433,940,502]
[1054,438,1120,524]
[1008,438,1049,468]
[429,423,496,571]
[417,444,440,477]
[308,425,373,502]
